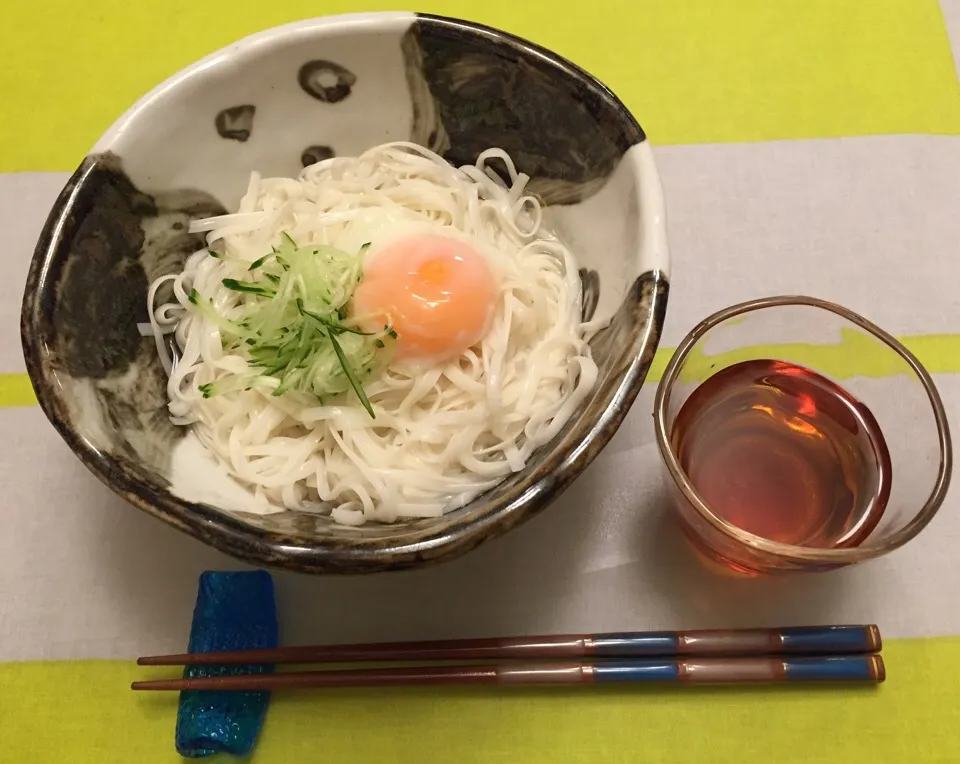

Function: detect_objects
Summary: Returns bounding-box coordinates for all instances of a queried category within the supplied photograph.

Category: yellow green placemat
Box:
[2,638,958,763]
[4,0,960,761]
[4,333,960,408]
[1,0,959,172]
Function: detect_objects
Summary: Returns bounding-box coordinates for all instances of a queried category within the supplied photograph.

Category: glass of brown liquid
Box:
[653,296,952,575]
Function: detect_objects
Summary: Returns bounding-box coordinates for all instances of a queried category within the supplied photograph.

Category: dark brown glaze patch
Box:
[297,61,357,103]
[402,15,645,205]
[22,153,226,478]
[579,268,600,322]
[301,145,335,167]
[53,163,155,378]
[215,105,256,142]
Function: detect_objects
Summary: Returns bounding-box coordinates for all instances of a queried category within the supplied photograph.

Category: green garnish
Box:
[186,234,394,417]
[297,299,372,336]
[328,331,374,417]
[222,278,276,297]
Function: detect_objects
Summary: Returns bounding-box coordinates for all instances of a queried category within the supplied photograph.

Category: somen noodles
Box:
[146,142,600,525]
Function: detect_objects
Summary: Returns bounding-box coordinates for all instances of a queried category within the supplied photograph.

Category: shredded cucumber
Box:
[189,235,391,417]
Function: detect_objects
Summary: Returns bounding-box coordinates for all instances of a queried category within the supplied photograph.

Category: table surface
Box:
[3,1,960,761]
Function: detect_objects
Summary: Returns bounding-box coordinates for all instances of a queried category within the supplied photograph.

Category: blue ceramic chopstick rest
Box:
[175,570,278,758]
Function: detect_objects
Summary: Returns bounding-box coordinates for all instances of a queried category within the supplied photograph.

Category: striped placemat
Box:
[2,1,960,761]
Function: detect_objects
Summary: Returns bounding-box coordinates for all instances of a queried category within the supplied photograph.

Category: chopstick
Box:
[131,654,885,691]
[137,624,881,667]
[134,626,884,691]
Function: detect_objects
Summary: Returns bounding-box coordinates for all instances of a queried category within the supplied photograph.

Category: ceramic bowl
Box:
[21,12,670,573]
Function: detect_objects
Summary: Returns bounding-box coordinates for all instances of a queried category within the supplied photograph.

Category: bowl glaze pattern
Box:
[21,12,669,573]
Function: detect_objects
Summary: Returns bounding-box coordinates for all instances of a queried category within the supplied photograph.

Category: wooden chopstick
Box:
[131,654,885,691]
[137,625,881,667]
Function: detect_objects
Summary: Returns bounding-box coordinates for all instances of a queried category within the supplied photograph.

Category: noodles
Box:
[147,142,599,525]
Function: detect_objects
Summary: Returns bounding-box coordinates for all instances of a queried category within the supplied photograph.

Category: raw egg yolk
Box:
[352,234,498,362]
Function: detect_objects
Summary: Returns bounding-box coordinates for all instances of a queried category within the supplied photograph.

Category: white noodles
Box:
[148,142,600,525]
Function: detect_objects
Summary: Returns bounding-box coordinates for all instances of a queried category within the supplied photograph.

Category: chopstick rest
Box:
[175,571,278,758]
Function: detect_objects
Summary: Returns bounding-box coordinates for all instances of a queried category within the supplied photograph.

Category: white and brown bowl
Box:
[21,12,670,573]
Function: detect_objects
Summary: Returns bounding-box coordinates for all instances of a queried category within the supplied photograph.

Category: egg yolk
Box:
[351,234,498,362]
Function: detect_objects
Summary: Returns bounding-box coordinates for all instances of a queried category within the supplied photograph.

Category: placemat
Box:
[2,1,960,761]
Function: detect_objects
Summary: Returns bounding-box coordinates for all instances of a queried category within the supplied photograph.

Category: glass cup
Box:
[653,296,952,575]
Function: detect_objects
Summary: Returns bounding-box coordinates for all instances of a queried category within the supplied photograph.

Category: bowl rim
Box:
[21,12,670,573]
